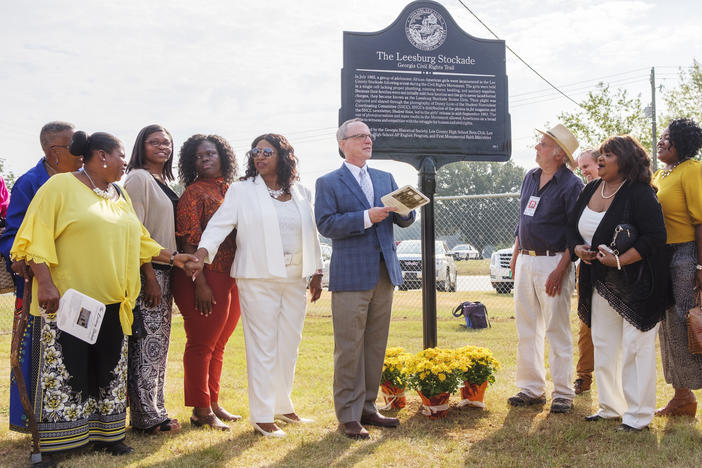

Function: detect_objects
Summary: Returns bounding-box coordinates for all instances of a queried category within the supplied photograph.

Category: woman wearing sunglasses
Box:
[190,134,323,438]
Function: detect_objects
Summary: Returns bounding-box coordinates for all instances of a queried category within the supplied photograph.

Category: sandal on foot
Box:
[190,412,231,431]
[213,407,242,422]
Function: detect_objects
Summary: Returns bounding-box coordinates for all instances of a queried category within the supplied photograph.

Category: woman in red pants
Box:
[172,134,240,431]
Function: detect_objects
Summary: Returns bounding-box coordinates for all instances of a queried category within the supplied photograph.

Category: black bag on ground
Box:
[453,301,490,329]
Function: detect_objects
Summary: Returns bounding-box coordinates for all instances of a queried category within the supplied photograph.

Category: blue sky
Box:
[1,0,701,189]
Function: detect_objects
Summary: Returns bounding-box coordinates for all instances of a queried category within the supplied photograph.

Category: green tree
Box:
[429,160,525,253]
[558,82,651,151]
[0,157,16,189]
[661,60,702,125]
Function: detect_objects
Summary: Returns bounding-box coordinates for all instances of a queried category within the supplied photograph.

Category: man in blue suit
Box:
[315,118,415,439]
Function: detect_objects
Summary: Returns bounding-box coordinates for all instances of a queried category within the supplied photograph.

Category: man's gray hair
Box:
[336,118,362,141]
[576,147,600,163]
[40,121,75,149]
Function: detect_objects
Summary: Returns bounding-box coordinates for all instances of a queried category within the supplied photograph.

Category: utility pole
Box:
[650,67,657,170]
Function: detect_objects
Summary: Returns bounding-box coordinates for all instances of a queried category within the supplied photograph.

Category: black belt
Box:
[519,249,562,257]
[152,262,172,271]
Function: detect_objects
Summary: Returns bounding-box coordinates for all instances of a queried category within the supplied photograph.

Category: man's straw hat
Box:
[536,124,579,166]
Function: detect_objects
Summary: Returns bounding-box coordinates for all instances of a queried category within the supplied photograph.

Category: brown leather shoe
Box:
[574,378,591,395]
[361,412,400,428]
[340,421,370,439]
[655,398,697,417]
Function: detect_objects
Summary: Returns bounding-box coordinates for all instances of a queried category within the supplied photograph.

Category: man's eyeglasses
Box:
[250,147,274,158]
[342,133,376,141]
[50,145,70,150]
[146,139,171,148]
[195,150,218,161]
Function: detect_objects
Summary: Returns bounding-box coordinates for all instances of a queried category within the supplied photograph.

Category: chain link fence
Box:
[0,192,521,335]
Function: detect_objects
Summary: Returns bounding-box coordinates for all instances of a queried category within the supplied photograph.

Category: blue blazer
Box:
[315,164,415,291]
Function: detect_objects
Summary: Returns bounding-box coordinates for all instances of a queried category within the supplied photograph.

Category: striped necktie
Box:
[359,167,374,206]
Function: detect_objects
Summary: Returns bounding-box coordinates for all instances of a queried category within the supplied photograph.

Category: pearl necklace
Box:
[600,180,625,199]
[266,185,285,199]
[659,160,683,179]
[83,169,115,199]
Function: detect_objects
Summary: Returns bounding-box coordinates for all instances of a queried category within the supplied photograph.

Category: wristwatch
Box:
[696,264,702,271]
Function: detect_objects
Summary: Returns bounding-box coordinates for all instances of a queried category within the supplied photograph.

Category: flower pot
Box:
[417,391,450,418]
[458,381,488,408]
[380,381,406,410]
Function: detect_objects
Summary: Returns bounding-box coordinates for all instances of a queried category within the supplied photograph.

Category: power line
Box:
[455,0,584,109]
[510,68,650,98]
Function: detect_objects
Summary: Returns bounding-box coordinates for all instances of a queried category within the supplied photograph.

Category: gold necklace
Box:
[660,160,683,179]
[600,180,625,199]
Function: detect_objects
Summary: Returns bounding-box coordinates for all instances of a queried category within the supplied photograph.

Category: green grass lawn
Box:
[455,259,490,276]
[1,290,701,467]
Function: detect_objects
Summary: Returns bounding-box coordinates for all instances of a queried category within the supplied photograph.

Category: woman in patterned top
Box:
[172,134,241,431]
[568,135,668,432]
[653,118,702,418]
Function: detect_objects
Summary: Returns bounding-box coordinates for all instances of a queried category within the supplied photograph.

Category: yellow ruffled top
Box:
[653,159,702,244]
[11,173,163,335]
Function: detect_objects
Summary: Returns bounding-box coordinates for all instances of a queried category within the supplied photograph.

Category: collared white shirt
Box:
[344,161,373,229]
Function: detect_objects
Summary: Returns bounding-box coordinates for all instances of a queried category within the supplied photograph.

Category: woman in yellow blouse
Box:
[11,131,197,459]
[653,118,702,417]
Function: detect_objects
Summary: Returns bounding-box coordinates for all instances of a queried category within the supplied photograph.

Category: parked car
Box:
[448,243,480,260]
[490,247,513,294]
[397,240,457,291]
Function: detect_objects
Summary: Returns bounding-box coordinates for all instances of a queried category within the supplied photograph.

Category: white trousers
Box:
[236,272,307,423]
[514,253,575,400]
[591,291,658,429]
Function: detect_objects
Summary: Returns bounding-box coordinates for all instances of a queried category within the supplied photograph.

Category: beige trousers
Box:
[331,262,394,423]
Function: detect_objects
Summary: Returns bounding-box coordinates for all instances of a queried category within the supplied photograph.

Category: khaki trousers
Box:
[331,262,394,423]
[513,253,575,400]
[576,320,594,383]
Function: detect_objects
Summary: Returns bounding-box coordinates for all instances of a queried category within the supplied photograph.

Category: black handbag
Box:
[610,223,638,256]
[453,301,490,329]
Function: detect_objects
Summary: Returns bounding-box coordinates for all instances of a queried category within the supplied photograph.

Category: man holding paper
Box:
[315,118,415,439]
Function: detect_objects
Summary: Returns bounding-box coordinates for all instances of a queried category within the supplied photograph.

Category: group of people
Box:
[5,117,414,462]
[509,118,702,432]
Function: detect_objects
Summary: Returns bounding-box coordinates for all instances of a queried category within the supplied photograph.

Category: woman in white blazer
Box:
[192,133,323,438]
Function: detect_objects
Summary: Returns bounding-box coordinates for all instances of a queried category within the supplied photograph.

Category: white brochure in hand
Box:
[381,185,430,216]
[56,288,106,344]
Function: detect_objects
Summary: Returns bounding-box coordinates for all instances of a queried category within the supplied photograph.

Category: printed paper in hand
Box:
[56,288,106,344]
[381,185,429,216]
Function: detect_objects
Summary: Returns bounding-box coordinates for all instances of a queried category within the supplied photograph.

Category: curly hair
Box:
[599,135,652,185]
[127,124,175,181]
[178,134,238,187]
[667,118,702,161]
[242,134,299,194]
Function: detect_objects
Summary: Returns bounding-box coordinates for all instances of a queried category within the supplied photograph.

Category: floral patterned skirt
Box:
[34,303,127,453]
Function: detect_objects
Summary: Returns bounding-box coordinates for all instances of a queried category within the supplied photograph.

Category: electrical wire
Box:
[455,0,584,109]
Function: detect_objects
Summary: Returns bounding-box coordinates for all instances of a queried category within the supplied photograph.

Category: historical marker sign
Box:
[340,0,511,169]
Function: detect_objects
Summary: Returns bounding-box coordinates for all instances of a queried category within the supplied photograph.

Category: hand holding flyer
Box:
[56,289,106,344]
[381,185,430,216]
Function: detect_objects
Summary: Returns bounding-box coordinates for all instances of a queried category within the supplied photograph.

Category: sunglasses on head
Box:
[250,147,274,157]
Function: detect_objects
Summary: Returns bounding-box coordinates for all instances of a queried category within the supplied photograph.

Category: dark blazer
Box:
[315,164,415,291]
[567,179,669,331]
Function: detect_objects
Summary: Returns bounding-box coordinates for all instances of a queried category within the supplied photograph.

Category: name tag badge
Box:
[523,196,540,217]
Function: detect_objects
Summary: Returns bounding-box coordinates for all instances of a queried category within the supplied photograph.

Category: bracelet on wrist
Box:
[696,264,702,271]
[615,254,621,271]
[169,250,178,267]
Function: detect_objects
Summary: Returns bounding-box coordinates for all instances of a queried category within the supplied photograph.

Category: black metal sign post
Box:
[419,157,437,348]
[340,0,511,348]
